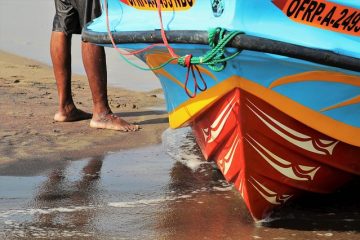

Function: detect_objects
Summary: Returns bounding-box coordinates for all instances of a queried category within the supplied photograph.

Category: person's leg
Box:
[81,42,139,131]
[51,31,92,122]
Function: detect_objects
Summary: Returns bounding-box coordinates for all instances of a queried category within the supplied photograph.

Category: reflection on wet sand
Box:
[155,161,360,240]
[155,161,254,240]
[32,156,104,238]
[0,142,359,240]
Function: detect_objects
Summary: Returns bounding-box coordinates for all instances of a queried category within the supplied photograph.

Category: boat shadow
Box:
[263,177,360,232]
[113,110,169,125]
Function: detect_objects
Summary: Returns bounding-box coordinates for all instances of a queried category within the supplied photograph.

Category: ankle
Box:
[59,102,76,114]
[92,106,112,119]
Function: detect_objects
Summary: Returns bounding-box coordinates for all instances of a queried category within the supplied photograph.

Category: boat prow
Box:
[83,0,360,220]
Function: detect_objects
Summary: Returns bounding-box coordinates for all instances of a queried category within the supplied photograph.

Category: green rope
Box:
[116,28,242,72]
[178,28,243,72]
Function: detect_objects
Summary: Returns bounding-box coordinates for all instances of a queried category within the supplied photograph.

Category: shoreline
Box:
[0,50,169,169]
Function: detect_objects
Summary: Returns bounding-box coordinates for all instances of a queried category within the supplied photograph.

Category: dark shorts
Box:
[52,0,102,35]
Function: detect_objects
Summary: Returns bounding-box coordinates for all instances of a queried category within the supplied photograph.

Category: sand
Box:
[0,50,169,166]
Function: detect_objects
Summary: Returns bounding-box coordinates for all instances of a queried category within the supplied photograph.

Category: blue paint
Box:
[87,0,360,128]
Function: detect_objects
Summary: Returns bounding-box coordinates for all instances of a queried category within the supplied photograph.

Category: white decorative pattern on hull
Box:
[246,135,320,181]
[201,96,237,144]
[248,177,292,205]
[223,135,241,175]
[246,100,339,155]
[249,177,292,205]
[238,177,244,198]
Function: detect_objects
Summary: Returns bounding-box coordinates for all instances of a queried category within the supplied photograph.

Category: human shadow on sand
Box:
[116,110,167,117]
[112,110,169,125]
[136,117,169,125]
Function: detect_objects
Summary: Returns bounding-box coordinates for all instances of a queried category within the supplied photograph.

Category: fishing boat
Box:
[82,0,360,220]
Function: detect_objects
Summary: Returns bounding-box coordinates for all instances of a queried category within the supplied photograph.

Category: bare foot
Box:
[54,108,92,122]
[90,113,140,132]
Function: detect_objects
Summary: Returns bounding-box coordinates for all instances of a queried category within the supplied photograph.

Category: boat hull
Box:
[191,88,358,220]
[82,0,360,220]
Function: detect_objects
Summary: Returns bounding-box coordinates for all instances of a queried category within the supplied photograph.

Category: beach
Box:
[1,1,360,239]
[0,0,167,169]
[0,50,168,168]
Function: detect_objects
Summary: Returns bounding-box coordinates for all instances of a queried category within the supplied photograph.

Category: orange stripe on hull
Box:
[321,95,360,112]
[170,76,360,147]
[269,71,360,88]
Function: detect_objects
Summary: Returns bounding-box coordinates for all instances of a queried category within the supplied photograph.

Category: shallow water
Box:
[0,128,359,239]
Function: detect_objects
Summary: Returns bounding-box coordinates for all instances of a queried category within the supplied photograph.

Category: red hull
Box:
[191,88,360,220]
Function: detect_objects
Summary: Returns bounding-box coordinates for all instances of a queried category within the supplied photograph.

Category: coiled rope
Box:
[178,28,242,72]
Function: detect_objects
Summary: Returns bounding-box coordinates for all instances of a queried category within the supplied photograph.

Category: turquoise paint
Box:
[87,0,360,128]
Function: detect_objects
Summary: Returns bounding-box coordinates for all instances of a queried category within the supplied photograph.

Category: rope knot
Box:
[176,28,243,98]
[184,54,193,68]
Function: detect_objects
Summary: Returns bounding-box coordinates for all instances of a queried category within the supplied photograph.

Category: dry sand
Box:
[0,50,169,166]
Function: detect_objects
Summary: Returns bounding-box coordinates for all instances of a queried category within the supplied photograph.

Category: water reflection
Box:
[0,138,359,239]
[35,156,103,204]
[159,128,360,239]
[30,156,103,239]
[157,160,360,240]
[156,161,254,240]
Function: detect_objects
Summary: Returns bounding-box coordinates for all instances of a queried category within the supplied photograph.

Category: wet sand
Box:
[1,128,359,240]
[0,50,168,168]
[1,1,360,236]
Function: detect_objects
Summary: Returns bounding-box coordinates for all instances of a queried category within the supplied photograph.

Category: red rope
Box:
[104,0,168,56]
[104,0,179,57]
[184,55,207,98]
[104,0,207,98]
[156,0,179,58]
